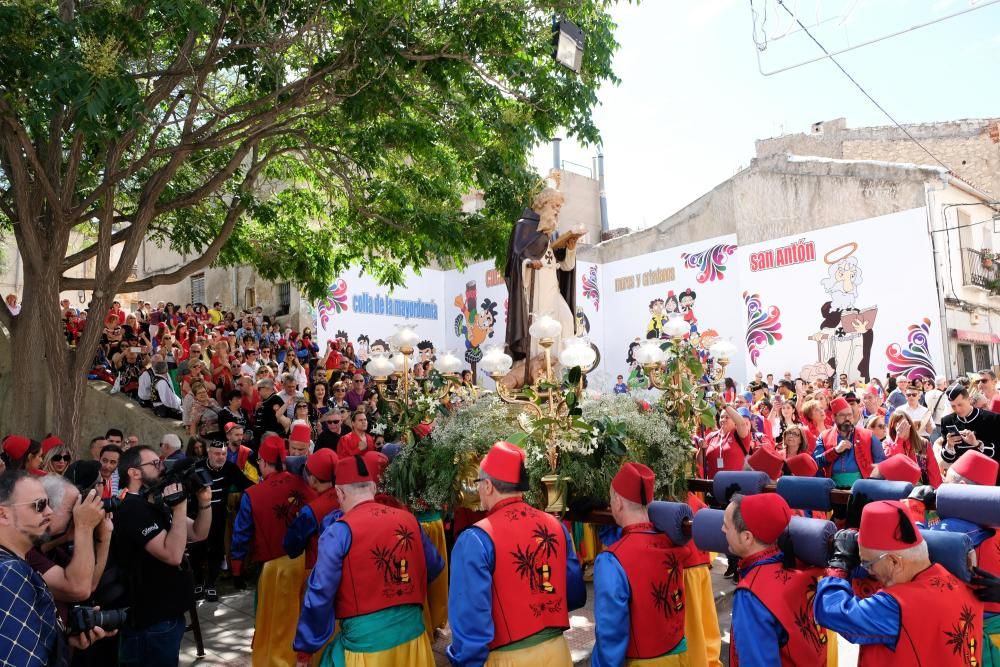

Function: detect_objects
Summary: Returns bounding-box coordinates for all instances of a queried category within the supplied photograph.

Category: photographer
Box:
[30,477,111,609]
[112,446,212,667]
[0,471,114,666]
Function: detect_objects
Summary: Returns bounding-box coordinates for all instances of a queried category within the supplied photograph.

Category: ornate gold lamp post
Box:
[479,314,597,512]
[367,325,462,416]
[635,316,736,393]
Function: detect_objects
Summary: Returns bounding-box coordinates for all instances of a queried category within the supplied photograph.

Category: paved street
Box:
[177,555,859,666]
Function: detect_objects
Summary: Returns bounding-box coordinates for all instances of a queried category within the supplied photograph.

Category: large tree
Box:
[0,0,622,445]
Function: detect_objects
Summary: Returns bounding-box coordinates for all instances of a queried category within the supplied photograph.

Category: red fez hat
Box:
[786,453,819,478]
[612,462,655,505]
[363,450,390,482]
[3,435,32,461]
[224,422,241,434]
[950,450,999,487]
[858,500,923,551]
[866,384,880,396]
[480,441,528,489]
[335,454,375,485]
[876,454,921,485]
[258,435,287,465]
[830,396,851,415]
[739,494,792,544]
[41,436,64,455]
[305,449,338,483]
[289,422,312,443]
[747,447,784,481]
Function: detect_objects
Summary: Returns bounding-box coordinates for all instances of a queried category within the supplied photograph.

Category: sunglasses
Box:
[5,498,49,513]
[906,393,919,398]
[859,552,891,572]
[50,454,71,463]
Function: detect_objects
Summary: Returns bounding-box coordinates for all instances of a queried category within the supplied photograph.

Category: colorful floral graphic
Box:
[885,318,936,380]
[681,244,737,283]
[317,279,349,330]
[582,265,600,310]
[743,291,782,367]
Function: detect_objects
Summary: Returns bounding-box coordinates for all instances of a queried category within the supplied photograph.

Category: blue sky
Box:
[534,0,1000,230]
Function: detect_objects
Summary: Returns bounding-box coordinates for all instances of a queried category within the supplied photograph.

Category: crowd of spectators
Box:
[66,298,436,452]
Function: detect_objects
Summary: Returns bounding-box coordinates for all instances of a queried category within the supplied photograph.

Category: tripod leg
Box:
[187,604,206,657]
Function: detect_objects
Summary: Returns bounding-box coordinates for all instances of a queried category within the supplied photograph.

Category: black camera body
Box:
[101,496,122,513]
[68,605,128,635]
[143,457,214,507]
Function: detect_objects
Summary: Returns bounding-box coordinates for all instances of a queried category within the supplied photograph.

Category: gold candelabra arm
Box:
[373,378,404,415]
[491,373,545,421]
[642,363,671,390]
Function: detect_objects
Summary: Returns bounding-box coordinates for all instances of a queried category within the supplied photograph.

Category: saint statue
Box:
[503,173,583,384]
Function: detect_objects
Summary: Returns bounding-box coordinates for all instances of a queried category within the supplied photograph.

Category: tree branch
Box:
[62,195,245,292]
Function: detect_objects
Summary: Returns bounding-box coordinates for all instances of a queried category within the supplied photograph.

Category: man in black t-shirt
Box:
[190,442,253,601]
[253,379,285,444]
[112,446,212,667]
[939,384,1000,484]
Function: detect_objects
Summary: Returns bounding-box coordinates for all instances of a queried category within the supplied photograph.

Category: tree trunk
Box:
[3,271,61,442]
[0,256,110,452]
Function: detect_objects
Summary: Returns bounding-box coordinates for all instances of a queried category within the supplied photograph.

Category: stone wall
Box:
[756,117,1000,196]
[80,381,189,458]
[580,153,935,264]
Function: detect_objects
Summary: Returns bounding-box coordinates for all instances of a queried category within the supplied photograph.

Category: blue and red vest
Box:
[820,427,875,479]
[304,489,340,570]
[730,548,828,667]
[604,523,686,659]
[976,531,1000,615]
[859,564,982,667]
[246,471,315,563]
[476,497,570,649]
[335,500,427,618]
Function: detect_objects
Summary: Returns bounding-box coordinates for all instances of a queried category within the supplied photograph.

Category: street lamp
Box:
[481,315,597,513]
[552,17,585,73]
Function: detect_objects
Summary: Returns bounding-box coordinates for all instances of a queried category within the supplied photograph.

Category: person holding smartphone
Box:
[938,383,1000,484]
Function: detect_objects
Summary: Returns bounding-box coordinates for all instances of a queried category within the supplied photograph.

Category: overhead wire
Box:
[771,0,963,179]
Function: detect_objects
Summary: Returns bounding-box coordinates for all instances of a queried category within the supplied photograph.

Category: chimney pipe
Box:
[552,137,562,171]
[597,151,609,234]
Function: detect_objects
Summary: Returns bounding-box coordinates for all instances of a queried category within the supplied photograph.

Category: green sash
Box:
[318,604,425,667]
[984,614,1000,667]
[831,471,862,489]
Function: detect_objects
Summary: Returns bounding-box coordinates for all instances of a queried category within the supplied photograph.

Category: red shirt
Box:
[990,394,1000,413]
[703,429,751,479]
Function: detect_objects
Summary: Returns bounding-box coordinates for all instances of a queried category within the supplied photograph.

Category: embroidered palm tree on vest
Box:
[272,490,307,527]
[511,522,559,595]
[370,523,416,586]
[944,605,979,666]
[651,552,684,616]
[797,581,828,653]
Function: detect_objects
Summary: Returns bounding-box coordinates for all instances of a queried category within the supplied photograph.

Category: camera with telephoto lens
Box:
[68,605,128,635]
[143,457,214,507]
[101,496,122,513]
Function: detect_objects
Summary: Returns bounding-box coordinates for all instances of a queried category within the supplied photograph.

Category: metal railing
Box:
[961,248,1000,292]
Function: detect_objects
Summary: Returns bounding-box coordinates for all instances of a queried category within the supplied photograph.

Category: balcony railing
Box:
[962,248,1000,293]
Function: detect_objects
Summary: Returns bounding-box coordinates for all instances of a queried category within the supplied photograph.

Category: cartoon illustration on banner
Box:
[453,281,498,366]
[808,242,877,385]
